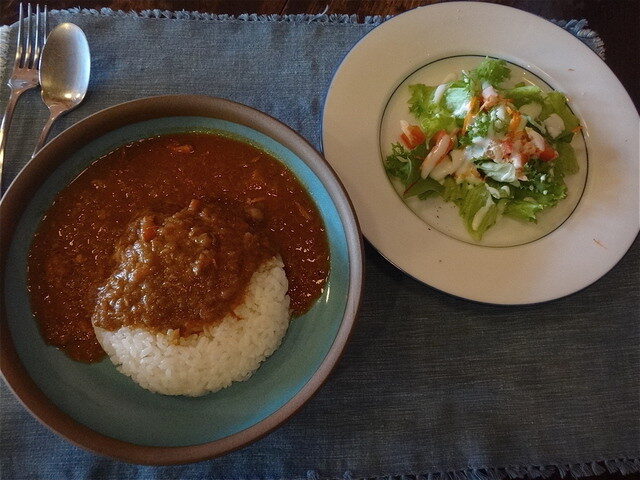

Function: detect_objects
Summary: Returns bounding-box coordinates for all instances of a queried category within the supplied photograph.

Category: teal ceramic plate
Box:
[0,96,363,464]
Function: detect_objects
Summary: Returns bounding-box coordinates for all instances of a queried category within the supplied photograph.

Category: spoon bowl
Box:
[34,23,90,154]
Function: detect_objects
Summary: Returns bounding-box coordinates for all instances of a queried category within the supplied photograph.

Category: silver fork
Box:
[0,3,48,189]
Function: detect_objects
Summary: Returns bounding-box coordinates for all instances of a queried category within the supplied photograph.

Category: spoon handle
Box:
[33,108,64,157]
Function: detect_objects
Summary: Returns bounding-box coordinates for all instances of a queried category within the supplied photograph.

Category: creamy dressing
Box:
[464,136,492,160]
[433,83,449,105]
[544,113,565,138]
[471,197,494,231]
[485,185,501,198]
[481,82,498,103]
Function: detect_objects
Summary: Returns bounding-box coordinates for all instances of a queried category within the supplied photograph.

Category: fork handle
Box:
[0,88,27,191]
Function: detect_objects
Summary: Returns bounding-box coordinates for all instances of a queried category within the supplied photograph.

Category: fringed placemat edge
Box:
[0,8,606,83]
[307,457,639,480]
[550,18,606,60]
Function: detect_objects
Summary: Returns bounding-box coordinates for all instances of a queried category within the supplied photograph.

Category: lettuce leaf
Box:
[441,176,466,202]
[523,114,546,133]
[504,199,545,222]
[384,143,426,186]
[505,159,568,223]
[466,111,492,139]
[407,58,513,138]
[503,85,544,107]
[440,180,502,240]
[554,142,579,176]
[408,84,457,137]
[403,177,443,199]
[456,183,501,240]
[540,91,580,140]
[408,84,436,117]
[472,58,511,85]
[420,111,458,138]
[473,199,505,239]
[524,160,567,206]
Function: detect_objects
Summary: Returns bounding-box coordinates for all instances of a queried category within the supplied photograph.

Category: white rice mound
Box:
[93,256,290,397]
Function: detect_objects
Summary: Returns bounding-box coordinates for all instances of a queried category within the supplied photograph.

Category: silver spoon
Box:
[33,23,90,155]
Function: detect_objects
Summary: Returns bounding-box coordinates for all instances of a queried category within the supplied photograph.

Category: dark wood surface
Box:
[0,1,637,478]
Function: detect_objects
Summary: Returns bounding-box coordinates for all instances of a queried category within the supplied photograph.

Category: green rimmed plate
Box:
[322,2,639,304]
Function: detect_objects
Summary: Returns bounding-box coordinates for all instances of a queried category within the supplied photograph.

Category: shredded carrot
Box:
[462,96,480,134]
[508,110,522,133]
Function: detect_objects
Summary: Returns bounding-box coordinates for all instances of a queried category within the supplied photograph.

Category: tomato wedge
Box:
[539,144,558,162]
[400,125,426,149]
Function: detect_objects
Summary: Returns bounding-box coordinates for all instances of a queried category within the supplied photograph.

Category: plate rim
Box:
[321,1,639,305]
[0,94,364,464]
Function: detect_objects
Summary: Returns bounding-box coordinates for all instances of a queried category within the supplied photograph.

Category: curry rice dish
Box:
[27,133,330,396]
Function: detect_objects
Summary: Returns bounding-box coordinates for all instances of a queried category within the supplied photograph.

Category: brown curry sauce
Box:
[27,133,330,362]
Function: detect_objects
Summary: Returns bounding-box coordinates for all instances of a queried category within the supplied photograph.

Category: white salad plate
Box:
[322,2,639,304]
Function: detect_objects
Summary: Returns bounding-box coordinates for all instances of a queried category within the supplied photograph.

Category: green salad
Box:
[385,58,581,240]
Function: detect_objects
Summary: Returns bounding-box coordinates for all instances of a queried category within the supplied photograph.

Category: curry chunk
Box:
[92,201,275,335]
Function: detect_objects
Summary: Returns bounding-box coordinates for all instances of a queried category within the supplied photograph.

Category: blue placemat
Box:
[1,8,638,480]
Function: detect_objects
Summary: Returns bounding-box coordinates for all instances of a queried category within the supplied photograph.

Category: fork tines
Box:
[0,3,48,189]
[15,3,48,70]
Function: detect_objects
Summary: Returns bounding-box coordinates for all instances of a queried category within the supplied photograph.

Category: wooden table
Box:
[0,1,636,479]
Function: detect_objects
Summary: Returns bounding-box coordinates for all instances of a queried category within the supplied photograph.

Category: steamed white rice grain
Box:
[93,256,290,396]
